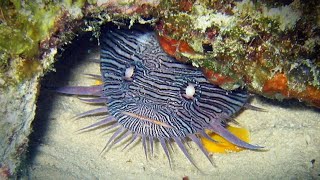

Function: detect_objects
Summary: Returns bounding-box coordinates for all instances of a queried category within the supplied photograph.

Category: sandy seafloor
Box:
[25,33,320,180]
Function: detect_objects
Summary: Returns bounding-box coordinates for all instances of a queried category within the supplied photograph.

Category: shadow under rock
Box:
[254,95,320,113]
[23,32,99,174]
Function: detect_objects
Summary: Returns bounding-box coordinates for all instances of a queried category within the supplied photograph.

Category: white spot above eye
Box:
[124,66,134,80]
[184,83,195,99]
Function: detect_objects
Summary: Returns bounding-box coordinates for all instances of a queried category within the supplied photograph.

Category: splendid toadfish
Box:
[55,24,263,167]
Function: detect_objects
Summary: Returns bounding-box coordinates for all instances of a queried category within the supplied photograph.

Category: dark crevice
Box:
[20,31,99,178]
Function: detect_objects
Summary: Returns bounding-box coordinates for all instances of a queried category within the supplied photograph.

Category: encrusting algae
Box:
[155,0,320,107]
[1,0,319,103]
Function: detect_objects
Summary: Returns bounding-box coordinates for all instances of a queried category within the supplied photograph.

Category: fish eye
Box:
[183,83,196,99]
[124,66,134,80]
[186,84,195,98]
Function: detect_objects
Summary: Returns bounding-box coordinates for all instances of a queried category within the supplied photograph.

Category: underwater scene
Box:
[25,32,319,179]
[0,0,319,179]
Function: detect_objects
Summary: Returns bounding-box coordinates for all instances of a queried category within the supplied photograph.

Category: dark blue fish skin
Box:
[100,26,248,139]
[56,24,263,167]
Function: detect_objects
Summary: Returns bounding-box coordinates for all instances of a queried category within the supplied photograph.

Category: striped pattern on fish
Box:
[55,24,262,167]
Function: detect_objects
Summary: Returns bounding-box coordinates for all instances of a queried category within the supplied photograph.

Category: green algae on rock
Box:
[0,0,89,178]
[156,0,320,106]
[0,0,160,177]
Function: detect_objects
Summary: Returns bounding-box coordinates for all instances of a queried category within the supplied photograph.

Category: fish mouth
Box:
[121,111,173,129]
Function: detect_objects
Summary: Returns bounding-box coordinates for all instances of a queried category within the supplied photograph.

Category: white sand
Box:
[27,37,320,179]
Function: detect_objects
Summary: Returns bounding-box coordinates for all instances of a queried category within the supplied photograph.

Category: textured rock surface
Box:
[0,1,86,178]
[155,0,320,107]
[0,76,39,177]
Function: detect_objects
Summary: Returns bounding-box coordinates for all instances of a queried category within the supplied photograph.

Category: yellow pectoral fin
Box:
[201,126,250,153]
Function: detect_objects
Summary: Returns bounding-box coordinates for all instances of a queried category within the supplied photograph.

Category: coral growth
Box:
[155,0,320,107]
[0,0,93,178]
[0,0,80,86]
[263,73,320,107]
[1,0,318,106]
